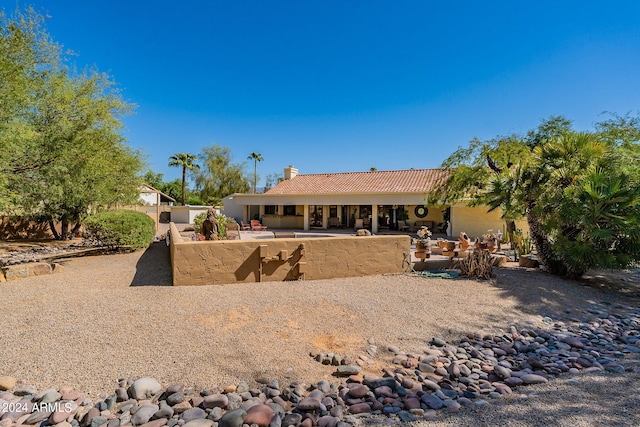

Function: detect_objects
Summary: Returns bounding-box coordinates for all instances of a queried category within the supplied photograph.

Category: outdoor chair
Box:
[225,222,241,240]
[397,220,410,231]
[354,218,364,230]
[250,219,268,232]
[328,217,341,228]
[240,221,252,231]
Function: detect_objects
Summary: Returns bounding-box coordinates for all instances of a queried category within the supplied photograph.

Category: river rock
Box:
[217,408,246,427]
[521,374,548,385]
[203,394,228,409]
[182,420,213,427]
[131,404,159,425]
[0,377,16,391]
[348,403,371,414]
[180,407,207,422]
[244,404,274,427]
[129,378,162,400]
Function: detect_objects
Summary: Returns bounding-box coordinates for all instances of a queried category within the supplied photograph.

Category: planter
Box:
[416,241,429,251]
[444,241,456,251]
[519,255,539,268]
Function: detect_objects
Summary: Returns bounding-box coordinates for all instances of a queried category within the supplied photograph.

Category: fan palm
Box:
[168,153,199,205]
[247,152,263,193]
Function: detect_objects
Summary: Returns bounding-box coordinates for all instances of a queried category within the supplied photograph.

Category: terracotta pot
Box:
[444,241,456,251]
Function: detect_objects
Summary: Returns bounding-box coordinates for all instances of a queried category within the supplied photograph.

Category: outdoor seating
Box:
[250,219,268,232]
[225,222,241,240]
[354,218,364,230]
[328,217,341,228]
[397,220,410,231]
[240,221,252,231]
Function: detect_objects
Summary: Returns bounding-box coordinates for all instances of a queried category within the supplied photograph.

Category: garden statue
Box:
[202,209,219,240]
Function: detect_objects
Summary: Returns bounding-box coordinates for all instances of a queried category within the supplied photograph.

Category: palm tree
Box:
[247,152,263,193]
[168,153,199,205]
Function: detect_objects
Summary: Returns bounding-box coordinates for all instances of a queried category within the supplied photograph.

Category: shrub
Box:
[459,250,494,280]
[83,210,155,250]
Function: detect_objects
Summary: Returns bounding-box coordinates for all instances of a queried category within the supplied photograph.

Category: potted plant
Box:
[415,226,432,259]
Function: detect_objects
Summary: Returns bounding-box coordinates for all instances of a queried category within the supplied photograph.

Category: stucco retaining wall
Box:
[169,222,410,286]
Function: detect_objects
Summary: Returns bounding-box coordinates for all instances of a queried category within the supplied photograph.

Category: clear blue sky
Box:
[7,1,640,187]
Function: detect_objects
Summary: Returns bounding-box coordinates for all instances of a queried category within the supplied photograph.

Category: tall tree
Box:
[247,152,263,193]
[195,145,250,203]
[434,115,640,278]
[1,8,143,239]
[168,153,199,205]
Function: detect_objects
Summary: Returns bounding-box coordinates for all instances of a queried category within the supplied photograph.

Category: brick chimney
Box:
[284,165,298,180]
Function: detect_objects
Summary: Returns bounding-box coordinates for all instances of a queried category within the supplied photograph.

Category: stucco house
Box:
[223,166,526,239]
[135,184,175,230]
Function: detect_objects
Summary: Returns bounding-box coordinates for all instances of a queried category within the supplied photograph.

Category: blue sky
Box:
[7,1,640,187]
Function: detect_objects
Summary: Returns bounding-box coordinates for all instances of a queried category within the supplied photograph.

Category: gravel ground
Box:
[1,242,639,426]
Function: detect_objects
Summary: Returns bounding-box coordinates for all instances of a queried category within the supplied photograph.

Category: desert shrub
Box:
[83,210,155,250]
[459,250,494,280]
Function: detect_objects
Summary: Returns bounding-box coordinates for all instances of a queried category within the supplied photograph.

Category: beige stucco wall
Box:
[169,222,409,286]
[450,205,529,240]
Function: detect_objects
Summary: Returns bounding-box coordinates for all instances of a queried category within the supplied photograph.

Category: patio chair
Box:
[328,217,340,228]
[354,218,364,230]
[240,221,252,231]
[397,220,410,231]
[225,222,241,240]
[250,219,268,232]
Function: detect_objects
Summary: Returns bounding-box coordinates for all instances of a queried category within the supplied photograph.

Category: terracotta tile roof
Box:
[265,169,449,195]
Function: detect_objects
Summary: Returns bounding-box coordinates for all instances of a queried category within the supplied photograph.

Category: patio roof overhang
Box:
[228,192,433,206]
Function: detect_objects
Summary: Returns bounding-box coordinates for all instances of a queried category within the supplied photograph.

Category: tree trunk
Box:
[525,200,566,276]
[68,222,82,240]
[506,220,516,250]
[48,220,61,240]
[181,167,186,205]
[60,219,69,240]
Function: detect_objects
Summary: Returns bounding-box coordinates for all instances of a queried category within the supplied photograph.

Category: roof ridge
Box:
[294,167,446,177]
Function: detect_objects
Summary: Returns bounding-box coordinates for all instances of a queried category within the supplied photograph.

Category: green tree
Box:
[435,115,640,278]
[1,8,143,239]
[263,172,282,192]
[168,153,199,205]
[141,171,165,189]
[247,152,263,194]
[158,178,183,202]
[195,145,250,201]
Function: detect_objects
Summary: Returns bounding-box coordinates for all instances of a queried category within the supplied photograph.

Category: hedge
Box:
[83,210,155,250]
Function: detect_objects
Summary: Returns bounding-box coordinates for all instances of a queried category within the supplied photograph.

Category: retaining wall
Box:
[168,222,410,286]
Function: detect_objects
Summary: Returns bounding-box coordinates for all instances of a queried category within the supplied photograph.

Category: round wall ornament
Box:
[415,205,428,218]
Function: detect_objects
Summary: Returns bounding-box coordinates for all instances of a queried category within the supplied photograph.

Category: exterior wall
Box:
[450,205,529,240]
[401,205,445,231]
[221,195,244,222]
[169,222,410,286]
[171,206,213,224]
[0,217,59,239]
[139,192,158,205]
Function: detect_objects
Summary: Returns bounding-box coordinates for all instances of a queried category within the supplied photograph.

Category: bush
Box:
[83,210,155,250]
[459,250,494,280]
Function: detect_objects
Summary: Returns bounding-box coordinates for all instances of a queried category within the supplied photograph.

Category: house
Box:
[223,166,526,239]
[136,184,175,230]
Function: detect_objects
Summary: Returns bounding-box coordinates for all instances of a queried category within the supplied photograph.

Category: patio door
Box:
[341,206,349,228]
